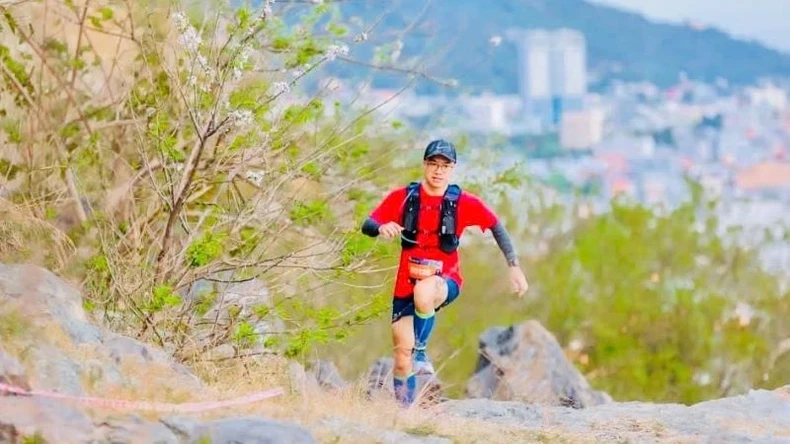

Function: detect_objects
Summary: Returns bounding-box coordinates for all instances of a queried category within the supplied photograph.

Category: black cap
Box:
[423,139,457,163]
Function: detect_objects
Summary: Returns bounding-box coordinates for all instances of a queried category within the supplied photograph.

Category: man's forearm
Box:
[491,221,518,266]
[361,217,380,237]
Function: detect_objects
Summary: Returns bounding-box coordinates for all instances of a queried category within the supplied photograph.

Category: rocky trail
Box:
[1,262,789,443]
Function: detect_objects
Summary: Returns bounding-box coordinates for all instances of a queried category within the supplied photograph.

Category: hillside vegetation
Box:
[0,0,788,411]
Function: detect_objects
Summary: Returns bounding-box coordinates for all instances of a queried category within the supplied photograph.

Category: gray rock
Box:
[100,332,203,390]
[0,263,102,344]
[0,396,96,443]
[439,399,543,424]
[94,414,180,444]
[0,347,29,391]
[307,359,346,391]
[159,416,204,441]
[320,417,452,444]
[193,417,316,444]
[288,360,321,396]
[103,332,172,365]
[467,320,610,408]
[82,358,126,390]
[27,345,85,396]
[1,262,203,398]
[439,385,790,443]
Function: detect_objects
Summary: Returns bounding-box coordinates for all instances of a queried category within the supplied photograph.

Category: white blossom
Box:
[245,170,265,187]
[270,81,290,96]
[196,54,210,72]
[172,12,189,32]
[734,302,754,327]
[228,109,254,128]
[238,46,251,66]
[325,44,349,61]
[177,24,202,54]
[231,67,243,81]
[263,0,274,16]
[693,371,711,386]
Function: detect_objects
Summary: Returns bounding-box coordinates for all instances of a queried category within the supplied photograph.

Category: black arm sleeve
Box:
[361,217,380,237]
[491,221,518,266]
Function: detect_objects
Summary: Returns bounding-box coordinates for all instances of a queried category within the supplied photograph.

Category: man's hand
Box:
[508,265,529,296]
[378,221,404,239]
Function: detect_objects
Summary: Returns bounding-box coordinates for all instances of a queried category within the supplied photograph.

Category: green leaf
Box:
[185,232,226,268]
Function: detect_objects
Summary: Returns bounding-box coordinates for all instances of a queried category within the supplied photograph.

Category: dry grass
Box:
[0,199,77,270]
[183,359,551,443]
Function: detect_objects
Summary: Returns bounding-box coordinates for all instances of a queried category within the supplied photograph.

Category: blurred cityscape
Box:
[308,26,790,273]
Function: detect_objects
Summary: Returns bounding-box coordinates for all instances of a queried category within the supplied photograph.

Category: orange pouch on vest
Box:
[408,257,443,281]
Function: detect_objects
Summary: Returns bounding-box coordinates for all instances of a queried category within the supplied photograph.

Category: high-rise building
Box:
[549,29,587,111]
[508,28,588,130]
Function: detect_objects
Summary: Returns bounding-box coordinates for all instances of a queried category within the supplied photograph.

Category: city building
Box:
[509,28,588,130]
[560,108,605,150]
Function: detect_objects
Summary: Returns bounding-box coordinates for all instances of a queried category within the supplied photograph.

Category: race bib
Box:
[408,257,443,280]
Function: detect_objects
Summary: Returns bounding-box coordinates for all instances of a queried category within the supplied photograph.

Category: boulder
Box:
[0,397,96,443]
[94,415,181,443]
[467,320,611,408]
[0,263,102,345]
[0,263,203,399]
[307,359,347,391]
[439,385,790,443]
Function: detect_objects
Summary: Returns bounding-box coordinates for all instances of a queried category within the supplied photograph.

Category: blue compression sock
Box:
[413,308,436,358]
[393,372,416,406]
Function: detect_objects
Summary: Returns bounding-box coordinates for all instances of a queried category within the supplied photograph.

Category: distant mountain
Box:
[289,0,790,95]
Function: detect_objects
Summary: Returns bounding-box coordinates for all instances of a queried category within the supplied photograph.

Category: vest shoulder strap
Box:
[445,184,461,202]
[402,181,421,229]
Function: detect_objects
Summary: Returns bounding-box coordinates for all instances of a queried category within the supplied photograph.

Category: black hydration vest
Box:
[400,181,461,253]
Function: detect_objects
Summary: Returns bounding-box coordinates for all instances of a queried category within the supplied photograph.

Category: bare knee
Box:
[413,276,446,312]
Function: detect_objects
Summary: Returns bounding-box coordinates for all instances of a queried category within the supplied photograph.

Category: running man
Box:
[360,139,529,407]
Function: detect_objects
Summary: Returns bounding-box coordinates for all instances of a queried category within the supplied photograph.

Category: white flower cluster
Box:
[230,44,252,81]
[325,44,349,61]
[270,81,290,96]
[172,12,202,54]
[228,109,254,129]
[245,170,265,187]
[171,11,217,92]
[263,0,275,16]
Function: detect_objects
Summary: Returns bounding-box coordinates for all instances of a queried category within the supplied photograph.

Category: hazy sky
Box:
[589,0,790,54]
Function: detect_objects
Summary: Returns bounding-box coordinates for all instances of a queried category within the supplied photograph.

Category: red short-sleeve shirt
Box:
[369,182,499,298]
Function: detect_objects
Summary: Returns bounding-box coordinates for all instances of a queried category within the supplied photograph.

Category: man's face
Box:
[423,156,455,188]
